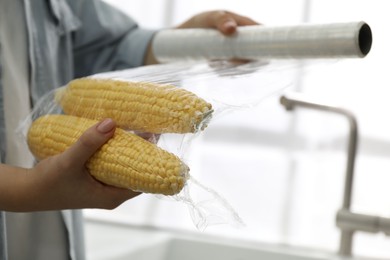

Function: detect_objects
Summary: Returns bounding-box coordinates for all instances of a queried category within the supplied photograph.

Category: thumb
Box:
[63,118,116,164]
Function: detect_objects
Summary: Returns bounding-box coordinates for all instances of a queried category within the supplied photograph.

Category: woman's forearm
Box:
[0,164,32,211]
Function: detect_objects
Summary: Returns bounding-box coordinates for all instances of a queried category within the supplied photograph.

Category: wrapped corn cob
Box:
[54,78,213,134]
[27,115,189,195]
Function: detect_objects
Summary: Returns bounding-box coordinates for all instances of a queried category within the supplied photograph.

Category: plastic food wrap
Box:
[19,60,302,229]
[20,20,372,228]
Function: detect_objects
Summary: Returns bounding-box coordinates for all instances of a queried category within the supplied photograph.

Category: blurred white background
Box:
[86,0,390,258]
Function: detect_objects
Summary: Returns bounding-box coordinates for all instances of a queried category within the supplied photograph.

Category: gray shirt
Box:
[0,0,156,259]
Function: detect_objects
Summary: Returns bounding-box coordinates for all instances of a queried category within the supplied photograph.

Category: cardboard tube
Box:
[152,21,372,63]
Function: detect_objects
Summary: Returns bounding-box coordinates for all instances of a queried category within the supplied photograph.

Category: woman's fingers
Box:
[177,10,259,35]
[213,11,259,35]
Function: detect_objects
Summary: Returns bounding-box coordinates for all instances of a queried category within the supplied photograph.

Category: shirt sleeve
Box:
[70,0,157,77]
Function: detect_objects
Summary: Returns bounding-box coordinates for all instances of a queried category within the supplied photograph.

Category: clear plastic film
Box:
[17,60,303,230]
[19,43,368,230]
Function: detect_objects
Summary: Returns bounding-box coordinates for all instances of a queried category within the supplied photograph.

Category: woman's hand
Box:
[1,119,139,212]
[176,10,259,35]
[144,10,259,64]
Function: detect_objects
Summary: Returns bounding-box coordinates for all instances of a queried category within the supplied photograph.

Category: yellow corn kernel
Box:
[55,78,213,134]
[27,115,189,195]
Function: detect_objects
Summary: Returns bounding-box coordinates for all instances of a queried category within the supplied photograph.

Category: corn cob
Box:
[55,78,213,134]
[27,114,189,195]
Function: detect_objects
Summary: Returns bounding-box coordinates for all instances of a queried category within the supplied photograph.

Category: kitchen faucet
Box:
[280,93,390,256]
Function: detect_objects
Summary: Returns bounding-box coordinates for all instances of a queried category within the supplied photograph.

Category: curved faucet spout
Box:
[280,93,358,256]
[280,93,358,210]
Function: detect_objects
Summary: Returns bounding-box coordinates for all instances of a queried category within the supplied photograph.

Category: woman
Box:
[0,1,257,259]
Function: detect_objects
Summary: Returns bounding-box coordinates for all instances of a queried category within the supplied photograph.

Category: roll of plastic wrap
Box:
[152,21,372,62]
